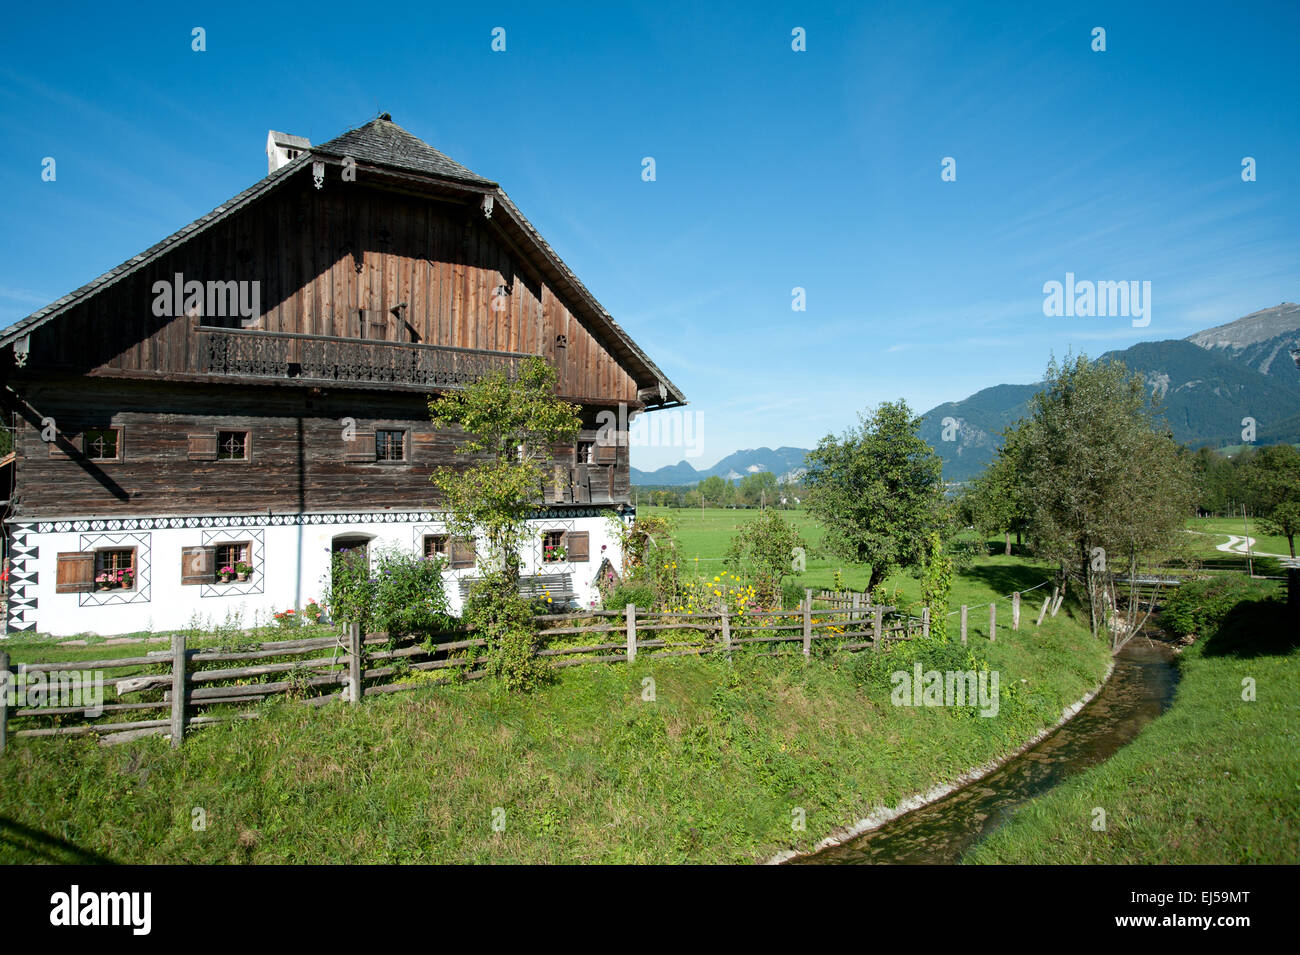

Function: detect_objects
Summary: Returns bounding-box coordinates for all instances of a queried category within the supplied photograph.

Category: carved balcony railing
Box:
[196,326,530,391]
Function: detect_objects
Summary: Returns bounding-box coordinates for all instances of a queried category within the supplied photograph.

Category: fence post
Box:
[922,605,930,639]
[989,602,996,642]
[1051,591,1063,617]
[348,621,363,705]
[720,607,731,663]
[1012,592,1021,631]
[802,589,812,657]
[626,604,637,663]
[851,591,860,629]
[1036,594,1050,627]
[0,651,9,757]
[170,633,186,748]
[873,606,883,650]
[960,605,968,645]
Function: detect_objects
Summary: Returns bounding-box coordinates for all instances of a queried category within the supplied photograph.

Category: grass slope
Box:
[965,598,1300,864]
[0,554,1110,864]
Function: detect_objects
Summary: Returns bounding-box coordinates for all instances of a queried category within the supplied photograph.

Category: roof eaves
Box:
[491,189,688,408]
[0,154,313,348]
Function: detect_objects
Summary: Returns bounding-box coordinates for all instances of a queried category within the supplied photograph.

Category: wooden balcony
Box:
[195,326,529,392]
[545,462,623,505]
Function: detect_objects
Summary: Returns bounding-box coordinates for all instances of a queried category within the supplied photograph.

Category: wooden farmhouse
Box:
[0,116,685,636]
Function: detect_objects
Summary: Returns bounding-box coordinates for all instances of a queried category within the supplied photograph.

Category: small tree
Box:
[967,424,1030,555]
[919,532,953,642]
[724,509,805,608]
[804,400,946,590]
[429,357,581,690]
[737,471,778,508]
[1246,444,1300,557]
[1016,354,1194,642]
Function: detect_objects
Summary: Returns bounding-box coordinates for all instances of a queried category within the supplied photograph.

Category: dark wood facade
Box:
[4,379,629,519]
[19,179,639,404]
[0,118,680,522]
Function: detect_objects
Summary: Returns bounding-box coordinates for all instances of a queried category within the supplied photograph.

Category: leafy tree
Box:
[699,475,728,507]
[737,471,778,507]
[967,426,1029,555]
[1190,446,1240,516]
[1015,354,1194,640]
[724,509,805,607]
[804,400,946,591]
[429,356,581,690]
[1245,444,1300,556]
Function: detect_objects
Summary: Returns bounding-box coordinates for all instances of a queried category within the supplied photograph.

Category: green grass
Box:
[965,596,1300,864]
[1186,516,1295,559]
[642,505,1036,607]
[0,507,1114,864]
[1,610,1109,864]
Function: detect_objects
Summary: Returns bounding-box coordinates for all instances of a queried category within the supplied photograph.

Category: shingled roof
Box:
[312,115,496,187]
[1,115,686,407]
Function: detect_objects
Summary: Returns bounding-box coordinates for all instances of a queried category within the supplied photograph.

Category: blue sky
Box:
[2,0,1296,470]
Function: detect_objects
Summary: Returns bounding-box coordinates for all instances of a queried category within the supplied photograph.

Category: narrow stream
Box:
[793,638,1180,864]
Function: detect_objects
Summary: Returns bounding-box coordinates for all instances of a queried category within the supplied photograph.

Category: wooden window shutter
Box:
[188,433,218,461]
[450,538,476,569]
[181,546,219,585]
[548,464,567,504]
[573,464,591,504]
[48,434,79,459]
[593,443,617,465]
[345,430,377,462]
[565,532,590,563]
[55,552,95,593]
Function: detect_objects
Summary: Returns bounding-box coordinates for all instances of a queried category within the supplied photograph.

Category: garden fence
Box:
[0,591,932,751]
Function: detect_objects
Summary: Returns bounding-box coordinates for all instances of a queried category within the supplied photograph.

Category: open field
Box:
[1185,516,1295,559]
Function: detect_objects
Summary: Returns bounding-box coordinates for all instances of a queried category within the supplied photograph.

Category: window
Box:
[542,530,566,563]
[423,534,449,559]
[84,428,121,461]
[95,548,137,591]
[449,538,476,569]
[376,429,406,462]
[215,542,251,580]
[217,430,249,461]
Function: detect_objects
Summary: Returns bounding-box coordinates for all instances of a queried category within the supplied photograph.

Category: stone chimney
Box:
[266,130,311,175]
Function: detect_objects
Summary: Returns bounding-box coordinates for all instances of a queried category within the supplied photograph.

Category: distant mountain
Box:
[920,304,1300,482]
[631,446,810,486]
[636,306,1300,489]
[1185,302,1300,384]
[917,383,1042,482]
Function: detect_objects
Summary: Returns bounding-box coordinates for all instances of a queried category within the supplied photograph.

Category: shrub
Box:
[607,582,657,611]
[1162,575,1273,638]
[462,573,550,692]
[724,509,805,607]
[329,545,453,637]
[372,546,454,637]
[329,547,376,631]
[781,580,807,610]
[919,532,953,642]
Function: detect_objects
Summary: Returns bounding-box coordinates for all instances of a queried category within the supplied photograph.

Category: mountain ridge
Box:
[631,304,1300,486]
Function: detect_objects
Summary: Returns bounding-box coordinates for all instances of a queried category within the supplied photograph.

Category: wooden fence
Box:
[0,592,924,751]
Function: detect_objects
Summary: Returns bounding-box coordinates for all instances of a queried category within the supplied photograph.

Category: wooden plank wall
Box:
[27,179,640,405]
[4,379,629,518]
